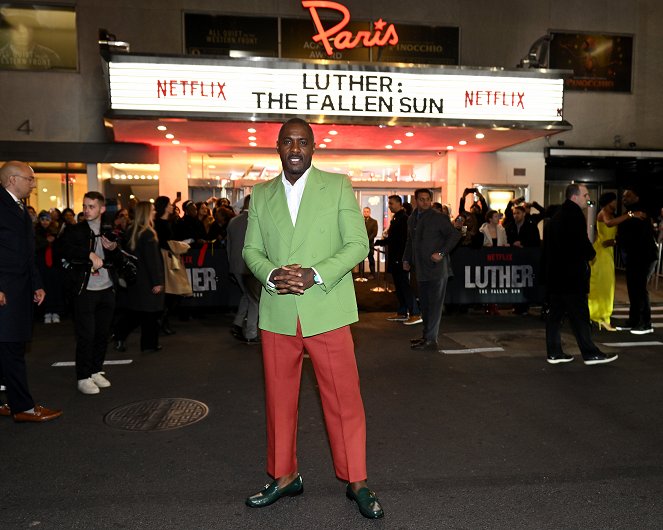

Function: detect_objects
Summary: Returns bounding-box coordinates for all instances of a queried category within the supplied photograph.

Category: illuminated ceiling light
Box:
[172,139,180,145]
[146,176,153,179]
[405,131,415,137]
[129,194,135,199]
[113,175,119,179]
[323,138,332,143]
[385,145,393,149]
[475,133,485,139]
[249,142,257,147]
[446,145,454,150]
[140,175,146,179]
[459,140,468,145]
[393,139,402,144]
[127,175,133,179]
[248,127,257,133]
[165,133,175,139]
[319,143,327,148]
[208,165,216,169]
[149,198,155,203]
[49,195,57,201]
[120,175,127,180]
[154,176,159,180]
[248,136,257,141]
[157,125,167,131]
[42,187,48,192]
[328,130,338,135]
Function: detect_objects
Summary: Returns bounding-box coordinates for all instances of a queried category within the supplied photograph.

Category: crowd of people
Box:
[1,119,662,520]
[375,184,659,358]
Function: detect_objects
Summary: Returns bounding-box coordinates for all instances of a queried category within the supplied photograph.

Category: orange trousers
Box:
[260,322,367,483]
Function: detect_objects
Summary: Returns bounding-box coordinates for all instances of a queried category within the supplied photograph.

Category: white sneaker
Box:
[77,378,100,394]
[90,372,111,388]
[44,313,52,324]
[51,313,60,323]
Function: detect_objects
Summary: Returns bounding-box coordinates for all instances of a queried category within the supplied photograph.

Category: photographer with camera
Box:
[59,191,121,395]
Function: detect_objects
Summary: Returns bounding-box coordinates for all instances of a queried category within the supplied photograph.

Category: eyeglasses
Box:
[11,175,36,183]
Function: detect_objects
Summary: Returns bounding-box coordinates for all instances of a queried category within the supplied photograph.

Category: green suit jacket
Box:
[243,166,369,337]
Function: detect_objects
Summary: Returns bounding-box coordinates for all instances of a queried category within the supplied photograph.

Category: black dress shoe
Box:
[410,337,425,344]
[114,340,127,352]
[230,324,243,338]
[245,337,260,344]
[583,352,618,365]
[160,325,176,336]
[141,345,163,353]
[411,340,439,351]
[245,475,303,508]
[346,484,384,519]
[546,353,574,364]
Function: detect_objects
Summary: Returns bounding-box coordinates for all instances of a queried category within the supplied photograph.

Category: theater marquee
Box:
[107,57,565,124]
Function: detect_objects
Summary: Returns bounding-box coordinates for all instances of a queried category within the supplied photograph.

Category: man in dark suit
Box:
[362,207,378,279]
[0,161,62,422]
[375,195,419,322]
[616,187,658,335]
[403,188,461,351]
[226,194,260,344]
[543,183,617,365]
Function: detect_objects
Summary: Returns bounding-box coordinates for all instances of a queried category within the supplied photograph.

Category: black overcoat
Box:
[125,230,165,312]
[542,199,596,295]
[0,187,43,341]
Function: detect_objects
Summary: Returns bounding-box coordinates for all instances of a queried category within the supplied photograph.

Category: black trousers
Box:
[418,277,449,342]
[115,309,161,350]
[73,288,115,380]
[545,292,602,357]
[625,260,657,328]
[0,342,34,414]
[391,267,419,316]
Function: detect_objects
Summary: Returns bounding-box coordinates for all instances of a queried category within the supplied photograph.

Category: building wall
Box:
[1,0,661,152]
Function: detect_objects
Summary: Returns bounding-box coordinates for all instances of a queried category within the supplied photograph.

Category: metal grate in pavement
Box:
[104,398,209,431]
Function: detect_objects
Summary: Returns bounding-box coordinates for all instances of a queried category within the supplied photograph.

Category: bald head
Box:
[0,161,36,199]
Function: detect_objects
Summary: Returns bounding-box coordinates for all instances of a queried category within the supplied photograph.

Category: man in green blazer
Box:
[243,118,384,519]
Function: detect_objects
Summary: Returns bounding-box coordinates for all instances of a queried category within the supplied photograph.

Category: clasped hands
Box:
[269,264,315,295]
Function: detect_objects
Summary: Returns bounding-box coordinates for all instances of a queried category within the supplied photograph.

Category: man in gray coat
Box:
[0,161,62,422]
[226,195,260,343]
[403,188,461,351]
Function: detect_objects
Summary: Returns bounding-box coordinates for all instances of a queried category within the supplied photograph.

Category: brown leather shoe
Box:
[13,404,63,423]
[0,403,11,417]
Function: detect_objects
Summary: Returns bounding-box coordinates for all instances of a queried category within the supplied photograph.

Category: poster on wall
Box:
[0,4,77,70]
[375,24,459,65]
[184,13,278,58]
[548,31,633,92]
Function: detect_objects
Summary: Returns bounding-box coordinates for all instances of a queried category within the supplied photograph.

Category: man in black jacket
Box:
[60,191,121,394]
[543,183,617,365]
[403,189,461,351]
[0,161,62,422]
[375,195,420,322]
[616,187,658,335]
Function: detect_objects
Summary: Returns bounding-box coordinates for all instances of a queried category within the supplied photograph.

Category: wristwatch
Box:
[313,272,323,284]
[627,211,634,218]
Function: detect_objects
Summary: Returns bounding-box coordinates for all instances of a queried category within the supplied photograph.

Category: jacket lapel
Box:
[266,174,295,244]
[291,167,327,254]
[0,187,25,220]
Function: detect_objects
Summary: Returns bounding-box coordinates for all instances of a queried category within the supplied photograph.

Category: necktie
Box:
[16,200,25,211]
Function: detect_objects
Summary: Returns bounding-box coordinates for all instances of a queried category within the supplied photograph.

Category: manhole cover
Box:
[104,398,209,431]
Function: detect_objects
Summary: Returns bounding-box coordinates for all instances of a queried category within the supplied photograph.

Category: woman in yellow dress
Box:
[588,192,646,330]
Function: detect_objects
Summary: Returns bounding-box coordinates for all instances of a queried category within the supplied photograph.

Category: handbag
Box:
[161,243,193,296]
[116,250,138,288]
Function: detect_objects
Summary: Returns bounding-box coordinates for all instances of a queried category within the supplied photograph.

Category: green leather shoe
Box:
[245,475,303,508]
[346,484,384,519]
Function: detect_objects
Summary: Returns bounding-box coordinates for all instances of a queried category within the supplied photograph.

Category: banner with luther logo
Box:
[445,247,545,304]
